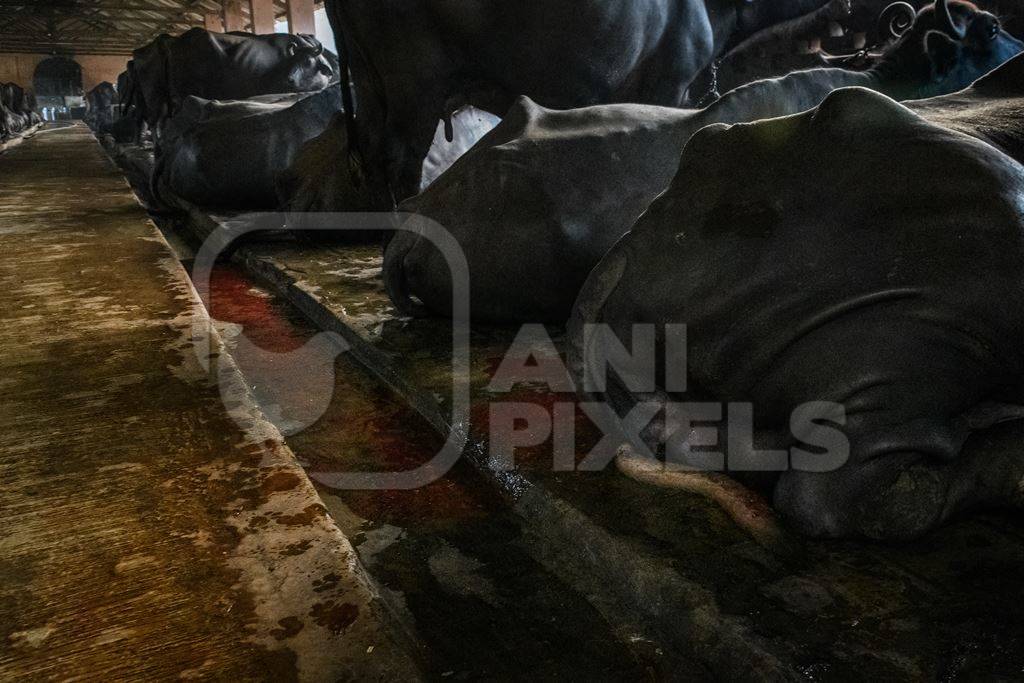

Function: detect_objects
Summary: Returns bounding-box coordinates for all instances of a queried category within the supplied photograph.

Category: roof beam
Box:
[286,0,314,34]
[0,0,320,54]
[223,0,248,32]
[250,0,275,34]
[0,2,203,15]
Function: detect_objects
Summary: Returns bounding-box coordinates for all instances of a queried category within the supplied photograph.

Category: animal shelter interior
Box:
[2,1,1024,680]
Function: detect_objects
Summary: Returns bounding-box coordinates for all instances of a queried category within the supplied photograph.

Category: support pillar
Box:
[287,0,315,35]
[223,0,247,33]
[249,0,276,35]
[204,12,224,32]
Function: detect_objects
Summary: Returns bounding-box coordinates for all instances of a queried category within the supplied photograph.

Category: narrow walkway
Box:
[0,125,417,681]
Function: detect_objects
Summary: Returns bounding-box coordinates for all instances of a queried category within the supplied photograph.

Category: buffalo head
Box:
[880,1,1024,95]
[932,0,1023,84]
[283,35,336,92]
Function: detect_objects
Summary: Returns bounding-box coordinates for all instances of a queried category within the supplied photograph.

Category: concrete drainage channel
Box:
[199,261,658,678]
[104,134,1024,680]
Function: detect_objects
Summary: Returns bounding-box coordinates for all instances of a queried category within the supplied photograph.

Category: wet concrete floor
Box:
[0,125,418,681]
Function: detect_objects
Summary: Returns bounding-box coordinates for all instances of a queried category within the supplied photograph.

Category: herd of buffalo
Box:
[78,0,1024,541]
[0,82,42,140]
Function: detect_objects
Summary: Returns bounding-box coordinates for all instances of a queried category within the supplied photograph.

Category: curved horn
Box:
[877,2,916,39]
[296,38,323,57]
[935,0,966,39]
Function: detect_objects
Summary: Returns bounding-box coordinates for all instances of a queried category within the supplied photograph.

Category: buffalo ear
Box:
[925,30,960,81]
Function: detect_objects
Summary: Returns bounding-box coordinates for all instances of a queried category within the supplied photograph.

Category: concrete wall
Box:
[0,54,43,90]
[76,55,131,91]
[0,53,129,92]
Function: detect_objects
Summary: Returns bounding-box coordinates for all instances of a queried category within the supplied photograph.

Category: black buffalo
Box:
[0,83,38,137]
[116,69,130,103]
[0,88,19,139]
[567,55,1024,541]
[127,28,337,136]
[24,90,40,126]
[384,0,1023,324]
[152,86,342,209]
[86,82,118,134]
[325,0,843,207]
[278,105,500,213]
[112,68,146,144]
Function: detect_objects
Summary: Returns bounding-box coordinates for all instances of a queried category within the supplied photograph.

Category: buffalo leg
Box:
[773,409,1024,541]
[750,310,1024,540]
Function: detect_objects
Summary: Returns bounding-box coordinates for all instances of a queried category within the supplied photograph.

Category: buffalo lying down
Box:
[1,83,38,138]
[384,0,1023,324]
[278,106,500,213]
[113,68,148,145]
[17,87,41,128]
[128,29,336,135]
[153,86,341,209]
[387,101,696,322]
[86,82,118,134]
[568,62,1024,541]
[0,93,18,140]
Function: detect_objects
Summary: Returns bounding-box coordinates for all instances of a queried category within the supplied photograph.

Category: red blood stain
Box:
[202,264,498,528]
[205,264,312,354]
[304,398,499,527]
[201,263,604,527]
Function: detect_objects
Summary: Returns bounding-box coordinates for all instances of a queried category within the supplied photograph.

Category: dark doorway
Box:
[33,57,83,98]
[33,57,84,120]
